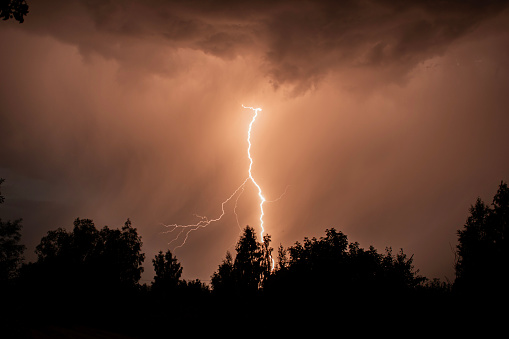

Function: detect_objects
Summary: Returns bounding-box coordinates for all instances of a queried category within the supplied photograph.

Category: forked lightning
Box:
[163,105,280,250]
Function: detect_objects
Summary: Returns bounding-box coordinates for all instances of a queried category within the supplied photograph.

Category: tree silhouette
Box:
[96,219,146,289]
[275,244,288,271]
[21,217,145,312]
[455,181,509,296]
[491,181,509,258]
[211,225,272,296]
[265,228,424,307]
[210,250,235,294]
[0,178,4,204]
[0,0,28,23]
[0,179,26,338]
[11,180,509,333]
[0,219,25,283]
[233,225,264,293]
[261,234,273,282]
[152,249,182,293]
[0,178,25,284]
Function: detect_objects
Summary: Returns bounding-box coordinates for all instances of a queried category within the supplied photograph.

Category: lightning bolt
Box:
[163,178,249,250]
[243,105,267,242]
[163,105,283,257]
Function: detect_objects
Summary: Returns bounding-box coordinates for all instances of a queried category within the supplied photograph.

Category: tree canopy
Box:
[211,225,272,296]
[0,178,25,284]
[265,228,425,304]
[455,181,509,296]
[0,0,28,23]
[152,249,183,293]
[22,217,145,303]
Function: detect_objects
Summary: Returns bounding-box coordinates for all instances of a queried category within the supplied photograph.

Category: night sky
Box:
[1,0,509,284]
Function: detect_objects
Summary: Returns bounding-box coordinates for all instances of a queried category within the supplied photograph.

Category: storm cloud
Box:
[18,0,509,92]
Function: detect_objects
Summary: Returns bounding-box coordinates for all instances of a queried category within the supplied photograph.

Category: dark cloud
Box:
[18,0,509,93]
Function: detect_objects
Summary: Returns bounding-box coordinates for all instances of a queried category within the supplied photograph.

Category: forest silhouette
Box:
[1,178,508,337]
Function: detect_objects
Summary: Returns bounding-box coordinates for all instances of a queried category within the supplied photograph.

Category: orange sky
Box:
[1,0,509,283]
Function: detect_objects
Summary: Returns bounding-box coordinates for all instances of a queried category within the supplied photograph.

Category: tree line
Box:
[1,179,508,336]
